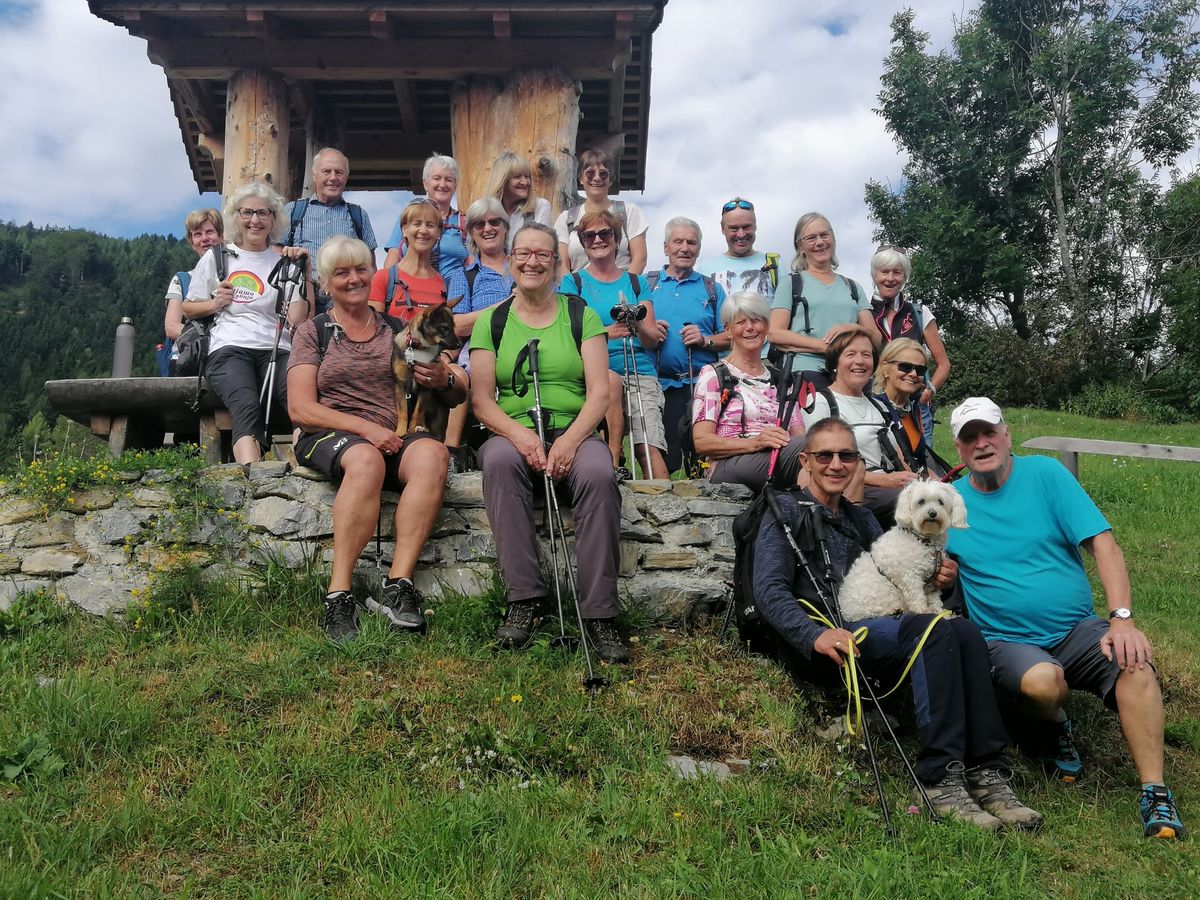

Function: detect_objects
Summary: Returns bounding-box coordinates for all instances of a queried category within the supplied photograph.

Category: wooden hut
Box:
[87,1,671,214]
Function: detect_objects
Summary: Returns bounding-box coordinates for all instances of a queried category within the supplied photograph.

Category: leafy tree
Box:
[867,2,1200,398]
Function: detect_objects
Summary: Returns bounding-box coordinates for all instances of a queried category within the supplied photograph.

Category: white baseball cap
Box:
[951,397,1005,439]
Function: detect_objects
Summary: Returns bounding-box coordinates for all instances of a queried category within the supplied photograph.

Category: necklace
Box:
[331,310,377,342]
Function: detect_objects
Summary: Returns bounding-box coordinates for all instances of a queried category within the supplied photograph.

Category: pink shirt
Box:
[691,360,804,438]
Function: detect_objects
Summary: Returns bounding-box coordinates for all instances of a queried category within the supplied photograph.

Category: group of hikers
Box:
[157,146,1186,841]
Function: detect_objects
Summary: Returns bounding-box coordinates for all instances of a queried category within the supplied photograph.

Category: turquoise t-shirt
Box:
[470,295,606,431]
[560,270,657,377]
[947,455,1111,648]
[770,271,869,370]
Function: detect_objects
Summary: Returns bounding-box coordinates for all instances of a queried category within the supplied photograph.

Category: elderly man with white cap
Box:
[947,397,1186,841]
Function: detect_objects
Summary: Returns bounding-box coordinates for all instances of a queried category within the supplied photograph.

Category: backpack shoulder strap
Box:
[764,252,781,289]
[214,244,229,282]
[286,198,310,247]
[628,272,642,299]
[465,265,480,303]
[818,387,838,420]
[177,271,191,300]
[347,203,365,241]
[612,200,629,237]
[565,293,586,353]
[842,275,860,304]
[645,271,661,292]
[566,204,581,233]
[489,297,514,354]
[790,272,811,334]
[314,312,333,360]
[571,271,583,296]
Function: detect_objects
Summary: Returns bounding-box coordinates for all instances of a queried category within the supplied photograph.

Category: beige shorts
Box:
[621,373,667,450]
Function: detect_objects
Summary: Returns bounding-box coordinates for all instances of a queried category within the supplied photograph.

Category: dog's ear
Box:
[894,481,919,529]
[948,487,968,529]
[446,294,465,310]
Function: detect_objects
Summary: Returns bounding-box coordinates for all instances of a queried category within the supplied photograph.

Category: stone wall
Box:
[0,461,752,622]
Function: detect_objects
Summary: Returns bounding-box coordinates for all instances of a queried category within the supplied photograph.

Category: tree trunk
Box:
[450,67,581,219]
[223,68,290,199]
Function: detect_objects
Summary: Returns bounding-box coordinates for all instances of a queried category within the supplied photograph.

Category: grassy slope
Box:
[1,408,1199,898]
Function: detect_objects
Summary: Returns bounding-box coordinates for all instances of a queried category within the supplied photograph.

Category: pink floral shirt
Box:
[691,360,804,439]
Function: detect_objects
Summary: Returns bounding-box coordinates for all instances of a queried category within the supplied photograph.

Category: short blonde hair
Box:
[316,235,373,285]
[873,337,928,394]
[223,181,286,244]
[184,208,223,240]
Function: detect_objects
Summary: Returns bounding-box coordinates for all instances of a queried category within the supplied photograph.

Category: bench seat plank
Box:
[1022,436,1200,479]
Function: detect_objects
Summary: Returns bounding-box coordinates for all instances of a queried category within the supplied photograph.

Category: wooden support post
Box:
[450,67,581,218]
[223,68,290,198]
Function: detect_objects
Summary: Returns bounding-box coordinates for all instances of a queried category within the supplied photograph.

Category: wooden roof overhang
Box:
[88,1,669,194]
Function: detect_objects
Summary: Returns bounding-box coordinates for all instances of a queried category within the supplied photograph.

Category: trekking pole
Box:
[263,254,305,434]
[683,321,696,385]
[766,352,798,481]
[612,292,654,479]
[803,509,938,823]
[520,339,607,693]
[517,339,577,653]
[625,331,655,479]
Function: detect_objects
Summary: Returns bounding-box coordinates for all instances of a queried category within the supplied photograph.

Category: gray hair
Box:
[422,153,459,182]
[870,245,912,281]
[464,196,510,255]
[223,181,286,245]
[789,211,839,273]
[316,235,373,285]
[720,290,771,328]
[311,147,349,174]
[664,216,702,243]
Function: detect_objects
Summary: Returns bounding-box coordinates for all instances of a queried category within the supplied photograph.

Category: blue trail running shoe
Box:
[1049,717,1083,783]
[1140,785,1187,840]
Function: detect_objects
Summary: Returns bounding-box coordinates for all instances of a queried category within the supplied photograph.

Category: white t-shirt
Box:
[186,244,291,355]
[509,197,553,233]
[802,389,898,471]
[695,250,780,302]
[554,201,649,272]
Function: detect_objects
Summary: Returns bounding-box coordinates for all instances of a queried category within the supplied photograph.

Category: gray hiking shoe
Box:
[496,599,542,650]
[585,618,631,664]
[370,577,427,633]
[924,762,1004,831]
[966,766,1044,831]
[321,591,359,643]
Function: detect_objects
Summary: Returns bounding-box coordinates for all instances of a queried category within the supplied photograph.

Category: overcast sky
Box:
[4,0,986,286]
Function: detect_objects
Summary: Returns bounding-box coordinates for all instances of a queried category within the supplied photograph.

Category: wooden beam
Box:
[391,80,419,133]
[197,133,226,188]
[493,10,512,39]
[339,131,451,161]
[150,38,625,80]
[614,10,634,42]
[170,78,219,135]
[369,10,394,40]
[223,68,290,197]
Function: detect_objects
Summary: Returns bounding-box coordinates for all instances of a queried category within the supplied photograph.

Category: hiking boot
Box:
[924,763,1004,831]
[585,618,631,664]
[496,599,542,650]
[1140,784,1188,840]
[1048,717,1084,783]
[321,591,359,643]
[370,577,427,633]
[614,466,632,483]
[966,766,1044,831]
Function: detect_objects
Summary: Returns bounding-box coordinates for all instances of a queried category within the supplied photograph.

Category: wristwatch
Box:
[445,371,457,391]
[703,336,713,350]
[1108,607,1133,621]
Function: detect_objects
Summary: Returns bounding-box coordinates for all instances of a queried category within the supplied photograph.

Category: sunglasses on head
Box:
[896,362,928,376]
[722,199,754,213]
[580,227,615,243]
[807,450,862,464]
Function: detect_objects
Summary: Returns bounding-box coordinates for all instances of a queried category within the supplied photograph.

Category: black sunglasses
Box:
[580,227,615,243]
[807,450,861,464]
[896,362,928,376]
[722,199,754,213]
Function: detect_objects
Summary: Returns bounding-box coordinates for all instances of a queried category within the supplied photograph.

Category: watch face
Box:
[1111,608,1132,620]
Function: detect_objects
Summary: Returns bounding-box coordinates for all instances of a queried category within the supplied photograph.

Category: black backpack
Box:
[171,244,229,379]
[730,486,875,651]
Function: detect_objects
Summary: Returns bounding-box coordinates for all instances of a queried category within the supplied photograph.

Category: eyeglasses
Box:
[512,248,555,263]
[895,361,928,376]
[470,217,506,230]
[722,199,754,213]
[237,208,275,220]
[580,228,615,244]
[807,450,861,465]
[800,231,832,245]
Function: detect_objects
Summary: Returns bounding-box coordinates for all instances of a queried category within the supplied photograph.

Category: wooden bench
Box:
[45,377,291,464]
[1021,436,1200,480]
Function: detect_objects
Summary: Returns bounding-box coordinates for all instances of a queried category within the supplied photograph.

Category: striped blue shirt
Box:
[283,195,378,257]
[447,260,513,368]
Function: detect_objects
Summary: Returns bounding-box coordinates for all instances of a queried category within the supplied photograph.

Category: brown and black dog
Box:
[391,297,463,441]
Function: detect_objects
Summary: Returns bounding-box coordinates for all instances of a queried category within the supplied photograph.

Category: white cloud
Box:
[2,0,982,284]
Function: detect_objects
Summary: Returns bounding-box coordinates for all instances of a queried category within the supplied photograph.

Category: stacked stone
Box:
[0,463,752,624]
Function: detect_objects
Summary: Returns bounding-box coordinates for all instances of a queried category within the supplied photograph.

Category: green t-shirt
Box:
[470,295,606,430]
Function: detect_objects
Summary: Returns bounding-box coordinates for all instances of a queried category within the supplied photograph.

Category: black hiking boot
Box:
[496,599,542,650]
[585,618,631,664]
[321,591,359,643]
[370,577,427,633]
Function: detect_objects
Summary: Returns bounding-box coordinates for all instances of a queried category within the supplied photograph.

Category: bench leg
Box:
[1062,450,1079,480]
[199,414,222,465]
[108,415,129,457]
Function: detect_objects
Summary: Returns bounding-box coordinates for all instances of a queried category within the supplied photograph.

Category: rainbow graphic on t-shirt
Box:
[228,270,265,304]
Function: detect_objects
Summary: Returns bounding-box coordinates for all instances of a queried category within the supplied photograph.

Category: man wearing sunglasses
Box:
[752,417,1042,831]
[695,197,781,303]
[948,398,1186,841]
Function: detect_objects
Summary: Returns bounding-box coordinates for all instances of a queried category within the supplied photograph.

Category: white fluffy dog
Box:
[837,480,968,622]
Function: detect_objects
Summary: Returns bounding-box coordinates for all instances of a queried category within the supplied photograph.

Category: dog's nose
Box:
[926,508,939,519]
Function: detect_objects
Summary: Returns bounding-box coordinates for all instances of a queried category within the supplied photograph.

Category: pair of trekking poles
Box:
[613,292,656,480]
[514,338,610,695]
[259,253,309,436]
[743,351,939,831]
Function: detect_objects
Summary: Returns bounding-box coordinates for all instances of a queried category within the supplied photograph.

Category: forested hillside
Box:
[0,222,195,452]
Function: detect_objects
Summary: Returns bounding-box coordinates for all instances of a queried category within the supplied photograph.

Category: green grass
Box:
[2,408,1199,897]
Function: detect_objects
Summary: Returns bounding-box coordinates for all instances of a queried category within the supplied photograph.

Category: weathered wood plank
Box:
[1022,437,1200,463]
